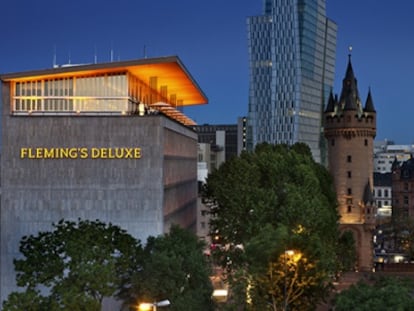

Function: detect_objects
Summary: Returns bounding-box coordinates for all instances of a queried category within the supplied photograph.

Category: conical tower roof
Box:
[325,89,336,113]
[339,55,362,113]
[364,88,376,112]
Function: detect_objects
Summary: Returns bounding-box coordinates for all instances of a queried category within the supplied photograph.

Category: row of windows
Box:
[11,72,174,114]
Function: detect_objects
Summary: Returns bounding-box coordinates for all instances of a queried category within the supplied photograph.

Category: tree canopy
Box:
[3,219,141,311]
[203,143,340,310]
[3,220,214,311]
[334,276,414,310]
[120,225,214,311]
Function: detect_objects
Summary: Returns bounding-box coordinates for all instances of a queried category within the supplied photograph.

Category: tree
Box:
[120,225,214,311]
[203,143,340,310]
[3,219,142,311]
[334,276,414,310]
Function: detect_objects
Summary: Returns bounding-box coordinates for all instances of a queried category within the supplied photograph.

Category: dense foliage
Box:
[334,276,414,310]
[3,219,140,311]
[3,221,213,311]
[120,225,214,311]
[203,143,340,310]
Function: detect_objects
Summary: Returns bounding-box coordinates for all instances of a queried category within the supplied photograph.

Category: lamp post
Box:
[138,299,170,311]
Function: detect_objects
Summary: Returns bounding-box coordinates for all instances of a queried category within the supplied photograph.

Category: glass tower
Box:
[247,0,337,163]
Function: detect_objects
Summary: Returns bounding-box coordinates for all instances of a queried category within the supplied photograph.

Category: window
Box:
[404,196,409,205]
[347,206,352,213]
[384,189,389,197]
[378,201,382,208]
[347,188,352,195]
[364,139,368,146]
[347,171,352,178]
[404,183,409,191]
[347,155,352,163]
[377,189,382,197]
[331,139,335,146]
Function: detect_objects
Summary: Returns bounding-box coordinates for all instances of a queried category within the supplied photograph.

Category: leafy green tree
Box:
[120,225,214,311]
[203,143,340,310]
[3,219,142,311]
[334,276,414,310]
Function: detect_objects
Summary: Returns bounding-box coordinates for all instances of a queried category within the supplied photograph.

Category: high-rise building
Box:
[247,0,337,162]
[0,56,207,306]
[324,55,376,271]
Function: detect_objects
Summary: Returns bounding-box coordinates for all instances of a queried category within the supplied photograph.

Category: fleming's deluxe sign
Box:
[20,147,141,159]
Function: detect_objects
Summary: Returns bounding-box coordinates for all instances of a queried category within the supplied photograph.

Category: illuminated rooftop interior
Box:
[0,56,207,126]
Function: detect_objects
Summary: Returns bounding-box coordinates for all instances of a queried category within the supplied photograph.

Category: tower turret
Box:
[324,54,377,271]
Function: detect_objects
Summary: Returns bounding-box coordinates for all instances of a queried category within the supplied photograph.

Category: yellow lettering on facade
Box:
[91,148,99,158]
[80,148,88,159]
[43,148,54,158]
[20,147,142,159]
[20,148,28,159]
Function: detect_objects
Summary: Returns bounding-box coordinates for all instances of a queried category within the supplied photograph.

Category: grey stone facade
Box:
[0,82,198,303]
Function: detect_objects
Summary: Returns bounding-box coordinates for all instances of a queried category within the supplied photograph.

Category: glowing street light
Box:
[138,299,170,311]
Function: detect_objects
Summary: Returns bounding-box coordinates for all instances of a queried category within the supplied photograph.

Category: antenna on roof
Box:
[94,45,98,64]
[68,50,72,65]
[110,41,114,62]
[52,45,57,68]
[143,45,147,58]
[348,45,353,61]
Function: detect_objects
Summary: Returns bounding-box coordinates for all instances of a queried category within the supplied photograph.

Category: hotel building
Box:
[247,0,337,163]
[0,56,207,304]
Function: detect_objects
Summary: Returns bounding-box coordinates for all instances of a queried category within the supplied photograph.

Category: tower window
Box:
[347,188,352,195]
[347,171,352,178]
[347,206,352,213]
[364,139,368,146]
[347,155,352,163]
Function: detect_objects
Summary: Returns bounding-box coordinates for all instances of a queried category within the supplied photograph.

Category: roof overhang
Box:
[0,56,208,107]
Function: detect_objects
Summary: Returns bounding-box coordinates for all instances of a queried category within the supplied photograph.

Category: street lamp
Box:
[138,299,170,311]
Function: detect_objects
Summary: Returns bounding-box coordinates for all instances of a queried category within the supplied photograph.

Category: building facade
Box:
[193,117,247,163]
[374,140,414,173]
[247,0,337,162]
[373,172,392,221]
[0,56,207,305]
[392,157,414,220]
[324,56,376,271]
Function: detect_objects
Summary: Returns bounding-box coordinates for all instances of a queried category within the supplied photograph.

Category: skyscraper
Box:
[247,0,337,162]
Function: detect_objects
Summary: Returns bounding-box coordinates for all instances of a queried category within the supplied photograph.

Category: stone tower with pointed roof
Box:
[324,55,376,271]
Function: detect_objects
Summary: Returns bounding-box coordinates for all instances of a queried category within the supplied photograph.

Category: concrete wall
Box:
[0,82,198,304]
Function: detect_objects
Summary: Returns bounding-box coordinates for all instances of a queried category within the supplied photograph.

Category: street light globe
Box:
[138,303,153,311]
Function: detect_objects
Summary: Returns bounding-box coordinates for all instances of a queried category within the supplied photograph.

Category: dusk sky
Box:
[1,1,413,143]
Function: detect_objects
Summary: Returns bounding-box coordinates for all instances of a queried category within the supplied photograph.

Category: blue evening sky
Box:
[1,1,412,143]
